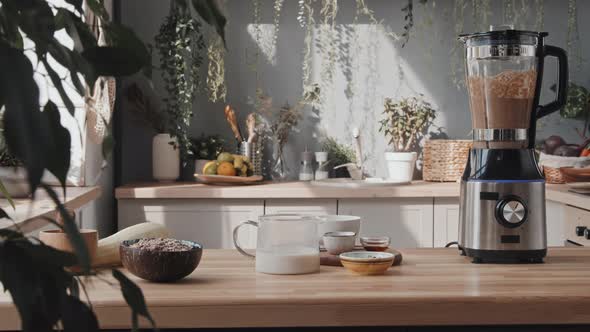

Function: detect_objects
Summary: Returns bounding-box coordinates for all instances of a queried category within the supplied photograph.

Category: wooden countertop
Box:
[0,186,101,233]
[115,181,461,199]
[115,181,590,210]
[1,247,589,330]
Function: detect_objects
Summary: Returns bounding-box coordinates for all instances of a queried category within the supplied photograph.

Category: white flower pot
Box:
[152,133,180,182]
[385,152,417,182]
[0,167,31,198]
[195,159,211,175]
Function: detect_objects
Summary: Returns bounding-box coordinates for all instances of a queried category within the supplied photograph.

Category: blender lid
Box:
[459,26,547,45]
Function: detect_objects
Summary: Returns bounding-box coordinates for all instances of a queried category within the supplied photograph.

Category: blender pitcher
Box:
[459,26,568,149]
[233,214,320,275]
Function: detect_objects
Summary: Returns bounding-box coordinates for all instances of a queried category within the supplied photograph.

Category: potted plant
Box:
[322,137,356,178]
[0,134,28,198]
[379,96,436,181]
[191,134,225,174]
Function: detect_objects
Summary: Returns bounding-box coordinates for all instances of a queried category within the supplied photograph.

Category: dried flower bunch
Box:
[379,96,436,152]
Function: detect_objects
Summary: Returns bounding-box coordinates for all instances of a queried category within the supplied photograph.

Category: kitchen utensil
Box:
[360,236,390,251]
[320,247,402,267]
[120,239,202,282]
[233,214,320,275]
[323,231,356,255]
[40,229,98,270]
[316,215,361,246]
[458,26,568,263]
[339,251,395,275]
[560,167,590,183]
[224,105,243,142]
[246,113,257,143]
[239,141,263,176]
[352,127,364,178]
[195,174,263,185]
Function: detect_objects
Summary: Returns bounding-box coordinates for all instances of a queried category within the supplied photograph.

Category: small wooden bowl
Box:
[560,167,590,183]
[339,251,395,275]
[120,239,202,282]
[39,229,98,269]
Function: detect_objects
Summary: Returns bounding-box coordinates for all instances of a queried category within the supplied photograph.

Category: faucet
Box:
[334,128,364,180]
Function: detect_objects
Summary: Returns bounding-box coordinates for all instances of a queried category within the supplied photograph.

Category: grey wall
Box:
[119,0,589,183]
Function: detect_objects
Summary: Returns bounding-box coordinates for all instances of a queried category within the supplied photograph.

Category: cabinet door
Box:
[338,198,433,248]
[265,199,337,215]
[546,200,565,246]
[118,199,264,249]
[433,198,460,247]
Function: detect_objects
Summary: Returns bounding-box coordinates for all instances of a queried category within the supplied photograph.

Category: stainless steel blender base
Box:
[458,180,547,263]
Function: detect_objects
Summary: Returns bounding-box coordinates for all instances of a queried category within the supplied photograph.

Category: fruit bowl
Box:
[194,174,263,185]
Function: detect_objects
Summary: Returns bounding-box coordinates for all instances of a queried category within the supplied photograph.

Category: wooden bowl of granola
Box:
[120,238,202,282]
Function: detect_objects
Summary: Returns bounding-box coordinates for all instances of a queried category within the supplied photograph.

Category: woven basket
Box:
[423,139,472,182]
[542,166,565,184]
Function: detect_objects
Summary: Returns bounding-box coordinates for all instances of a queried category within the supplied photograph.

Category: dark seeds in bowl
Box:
[121,238,203,282]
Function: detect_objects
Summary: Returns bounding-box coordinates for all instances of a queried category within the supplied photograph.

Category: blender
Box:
[458,27,568,263]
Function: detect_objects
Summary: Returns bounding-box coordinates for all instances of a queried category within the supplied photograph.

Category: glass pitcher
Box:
[233,214,320,275]
[459,26,568,149]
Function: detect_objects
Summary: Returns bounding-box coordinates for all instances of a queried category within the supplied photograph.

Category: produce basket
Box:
[423,139,472,182]
[538,152,590,184]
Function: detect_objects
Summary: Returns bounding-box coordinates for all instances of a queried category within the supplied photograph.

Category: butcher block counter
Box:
[2,248,590,330]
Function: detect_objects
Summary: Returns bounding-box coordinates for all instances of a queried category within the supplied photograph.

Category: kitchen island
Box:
[2,247,590,330]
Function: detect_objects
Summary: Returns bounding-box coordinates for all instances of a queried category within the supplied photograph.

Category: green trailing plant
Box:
[190,134,225,160]
[0,0,227,331]
[379,96,436,152]
[561,82,590,138]
[0,115,21,167]
[401,0,428,48]
[123,82,167,133]
[155,0,207,161]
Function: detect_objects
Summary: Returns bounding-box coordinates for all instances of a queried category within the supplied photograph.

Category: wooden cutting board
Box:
[320,248,403,267]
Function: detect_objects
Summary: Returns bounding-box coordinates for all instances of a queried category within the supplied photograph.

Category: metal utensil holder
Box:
[239,141,263,176]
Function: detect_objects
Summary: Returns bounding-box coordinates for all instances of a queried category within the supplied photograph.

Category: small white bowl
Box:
[316,215,361,245]
[323,231,356,255]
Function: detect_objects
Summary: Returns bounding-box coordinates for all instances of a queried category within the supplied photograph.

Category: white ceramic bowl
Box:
[323,231,356,255]
[316,215,361,245]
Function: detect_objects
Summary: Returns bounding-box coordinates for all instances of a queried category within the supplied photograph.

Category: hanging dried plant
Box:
[449,0,467,88]
[472,0,491,31]
[401,0,428,48]
[207,33,227,103]
[534,0,544,31]
[319,0,338,86]
[566,0,583,74]
[272,0,285,64]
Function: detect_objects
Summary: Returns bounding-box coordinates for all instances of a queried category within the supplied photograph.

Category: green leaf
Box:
[112,269,157,331]
[55,8,98,52]
[17,0,55,53]
[85,0,110,21]
[64,0,84,14]
[41,57,76,115]
[0,44,45,193]
[60,295,99,332]
[0,180,15,209]
[41,185,91,273]
[0,7,23,49]
[42,101,71,189]
[190,0,227,46]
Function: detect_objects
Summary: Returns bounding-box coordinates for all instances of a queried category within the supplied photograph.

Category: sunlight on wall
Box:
[247,24,279,66]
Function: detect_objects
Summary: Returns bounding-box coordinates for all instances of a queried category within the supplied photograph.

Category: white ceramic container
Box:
[316,215,361,245]
[152,133,180,182]
[385,152,417,182]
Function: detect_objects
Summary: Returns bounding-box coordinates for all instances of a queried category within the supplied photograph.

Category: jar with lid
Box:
[299,151,315,181]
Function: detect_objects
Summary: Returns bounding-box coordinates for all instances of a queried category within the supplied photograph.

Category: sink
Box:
[310,178,410,188]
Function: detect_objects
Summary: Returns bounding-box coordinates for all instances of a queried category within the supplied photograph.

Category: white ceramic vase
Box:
[384,152,417,182]
[152,133,180,182]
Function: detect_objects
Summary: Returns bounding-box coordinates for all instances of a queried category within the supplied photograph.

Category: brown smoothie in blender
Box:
[468,70,537,148]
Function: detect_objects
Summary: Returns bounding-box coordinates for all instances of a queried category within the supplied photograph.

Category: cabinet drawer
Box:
[563,205,590,246]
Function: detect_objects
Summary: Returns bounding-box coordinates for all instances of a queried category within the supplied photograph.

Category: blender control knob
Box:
[576,226,587,237]
[495,197,527,228]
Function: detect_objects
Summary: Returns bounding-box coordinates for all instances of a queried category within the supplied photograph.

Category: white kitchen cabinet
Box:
[264,199,337,215]
[118,199,264,249]
[433,197,460,247]
[563,204,590,246]
[546,200,565,246]
[338,198,434,248]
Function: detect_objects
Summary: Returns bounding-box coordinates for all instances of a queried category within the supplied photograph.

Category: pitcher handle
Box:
[233,220,258,258]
